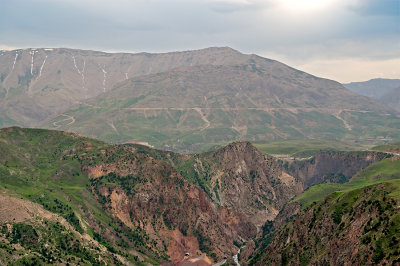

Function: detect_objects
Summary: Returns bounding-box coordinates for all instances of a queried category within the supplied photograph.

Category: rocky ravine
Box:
[82,141,390,263]
[0,127,391,264]
[82,144,257,263]
[178,142,388,233]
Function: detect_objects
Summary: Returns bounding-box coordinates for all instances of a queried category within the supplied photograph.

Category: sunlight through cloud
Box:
[279,0,337,11]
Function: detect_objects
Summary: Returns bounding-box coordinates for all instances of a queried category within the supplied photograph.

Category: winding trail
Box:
[213,259,227,266]
[194,107,210,130]
[53,114,75,128]
[77,101,101,109]
[122,107,381,113]
[107,121,119,135]
[333,110,352,130]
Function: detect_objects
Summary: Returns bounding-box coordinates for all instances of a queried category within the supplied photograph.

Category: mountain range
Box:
[1,48,399,152]
[344,78,400,112]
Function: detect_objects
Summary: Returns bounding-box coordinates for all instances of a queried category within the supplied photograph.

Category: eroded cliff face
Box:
[190,142,304,230]
[289,151,389,188]
[260,151,391,237]
[83,145,256,263]
[181,143,389,234]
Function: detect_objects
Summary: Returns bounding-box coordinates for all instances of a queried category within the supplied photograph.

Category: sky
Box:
[0,0,399,83]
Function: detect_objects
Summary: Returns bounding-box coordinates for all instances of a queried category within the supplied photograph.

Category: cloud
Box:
[296,57,400,83]
[348,0,400,16]
[0,0,399,81]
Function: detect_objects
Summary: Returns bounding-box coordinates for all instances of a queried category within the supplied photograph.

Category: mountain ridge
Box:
[343,78,400,111]
[1,47,399,152]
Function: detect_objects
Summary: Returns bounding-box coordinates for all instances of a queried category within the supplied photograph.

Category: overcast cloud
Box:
[0,0,399,82]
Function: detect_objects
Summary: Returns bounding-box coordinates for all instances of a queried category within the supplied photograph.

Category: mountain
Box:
[1,48,399,152]
[343,78,400,99]
[0,127,390,264]
[0,47,247,127]
[344,78,400,111]
[380,87,400,111]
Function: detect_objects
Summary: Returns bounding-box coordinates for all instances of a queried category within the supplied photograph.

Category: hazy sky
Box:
[0,0,399,82]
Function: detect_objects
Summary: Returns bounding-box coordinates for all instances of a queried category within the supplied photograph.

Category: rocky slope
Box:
[248,181,400,265]
[247,147,400,265]
[179,144,388,231]
[179,141,303,229]
[82,144,257,262]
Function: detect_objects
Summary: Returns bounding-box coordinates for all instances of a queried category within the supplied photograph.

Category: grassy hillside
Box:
[372,142,400,153]
[293,156,400,207]
[0,127,163,264]
[1,48,399,153]
[0,47,248,126]
[252,139,364,157]
[249,152,400,265]
[249,180,400,265]
[44,63,400,153]
[0,128,280,264]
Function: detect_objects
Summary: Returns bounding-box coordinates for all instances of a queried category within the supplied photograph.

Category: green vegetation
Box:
[0,221,116,265]
[249,150,400,264]
[294,157,400,207]
[372,142,400,153]
[0,128,103,232]
[250,181,400,265]
[0,127,162,265]
[253,139,364,157]
[42,76,400,153]
[2,126,400,265]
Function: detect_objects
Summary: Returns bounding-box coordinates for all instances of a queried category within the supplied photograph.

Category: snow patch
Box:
[11,53,18,72]
[29,50,35,75]
[38,55,47,79]
[72,56,86,91]
[100,65,107,92]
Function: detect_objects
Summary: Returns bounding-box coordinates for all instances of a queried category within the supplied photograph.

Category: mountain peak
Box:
[212,141,265,163]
